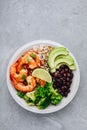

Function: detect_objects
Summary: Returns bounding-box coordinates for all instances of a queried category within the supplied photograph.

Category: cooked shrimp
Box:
[12,76,36,92]
[16,51,41,72]
[10,50,41,92]
[10,63,28,82]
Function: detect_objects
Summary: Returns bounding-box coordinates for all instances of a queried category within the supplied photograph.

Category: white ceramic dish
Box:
[7,40,80,114]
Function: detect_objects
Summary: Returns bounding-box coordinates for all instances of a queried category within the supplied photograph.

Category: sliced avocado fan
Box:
[48,47,69,68]
[55,55,74,67]
[48,47,76,73]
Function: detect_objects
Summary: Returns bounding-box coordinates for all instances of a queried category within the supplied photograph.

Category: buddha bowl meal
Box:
[9,44,76,110]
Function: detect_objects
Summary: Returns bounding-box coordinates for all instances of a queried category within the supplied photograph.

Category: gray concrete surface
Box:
[0,0,87,130]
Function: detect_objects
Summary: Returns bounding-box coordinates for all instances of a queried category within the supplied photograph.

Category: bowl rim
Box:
[7,40,80,114]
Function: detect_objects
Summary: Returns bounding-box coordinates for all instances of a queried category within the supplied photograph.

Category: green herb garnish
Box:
[28,82,31,85]
[30,53,36,59]
[21,75,26,80]
[27,58,31,62]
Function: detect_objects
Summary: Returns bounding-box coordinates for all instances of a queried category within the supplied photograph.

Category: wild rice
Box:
[33,45,53,71]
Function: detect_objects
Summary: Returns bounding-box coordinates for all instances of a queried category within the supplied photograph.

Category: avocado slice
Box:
[69,64,76,70]
[55,58,74,68]
[48,47,69,68]
[55,55,73,61]
[50,68,56,73]
[55,55,74,67]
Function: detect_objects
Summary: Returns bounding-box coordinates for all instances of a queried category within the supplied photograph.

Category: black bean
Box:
[60,77,63,81]
[57,74,62,78]
[63,86,68,89]
[61,65,66,69]
[60,92,64,96]
[69,69,72,73]
[56,70,60,74]
[61,86,66,92]
[59,68,62,72]
[53,84,57,89]
[67,89,70,93]
[51,64,74,97]
[67,73,71,77]
[69,79,72,84]
[66,82,71,86]
[53,72,58,77]
[58,84,62,88]
[61,70,64,74]
[70,73,73,79]
[65,68,69,72]
[63,73,67,77]
[67,77,70,81]
[62,79,66,85]
[64,82,66,85]
[64,92,68,97]
[58,89,62,93]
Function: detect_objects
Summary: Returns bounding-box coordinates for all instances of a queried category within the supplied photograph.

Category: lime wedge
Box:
[32,68,52,83]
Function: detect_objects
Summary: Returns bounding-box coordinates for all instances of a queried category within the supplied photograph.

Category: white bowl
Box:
[7,40,80,114]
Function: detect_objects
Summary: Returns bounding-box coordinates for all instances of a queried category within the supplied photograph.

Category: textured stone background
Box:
[0,0,87,130]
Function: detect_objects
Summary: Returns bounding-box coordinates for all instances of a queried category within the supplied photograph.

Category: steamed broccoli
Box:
[51,93,63,105]
[37,97,51,109]
[34,83,52,109]
[24,91,36,106]
[35,84,51,99]
[48,83,63,105]
[23,82,63,109]
[17,91,25,98]
[34,82,63,109]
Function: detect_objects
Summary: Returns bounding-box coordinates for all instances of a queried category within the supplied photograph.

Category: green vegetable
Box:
[28,82,31,85]
[37,97,51,109]
[24,95,29,102]
[51,93,63,105]
[48,83,63,105]
[21,75,26,80]
[27,58,31,62]
[28,102,35,106]
[34,83,62,109]
[30,53,36,59]
[17,91,25,98]
[22,82,63,109]
[35,85,51,98]
[24,91,36,105]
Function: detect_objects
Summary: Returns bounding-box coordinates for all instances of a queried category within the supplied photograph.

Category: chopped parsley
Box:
[28,82,31,85]
[21,75,26,80]
[30,53,36,59]
[27,58,31,62]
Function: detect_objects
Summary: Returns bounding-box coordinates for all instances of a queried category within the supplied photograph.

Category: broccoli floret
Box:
[51,93,63,105]
[24,95,29,102]
[35,84,51,98]
[45,82,58,95]
[37,97,51,109]
[26,91,36,101]
[48,83,63,105]
[24,91,36,106]
[34,83,52,109]
[17,91,25,98]
[44,82,63,105]
[34,86,46,98]
[27,102,35,106]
